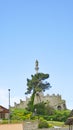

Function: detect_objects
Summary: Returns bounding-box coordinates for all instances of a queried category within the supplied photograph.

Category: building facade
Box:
[0,106,9,119]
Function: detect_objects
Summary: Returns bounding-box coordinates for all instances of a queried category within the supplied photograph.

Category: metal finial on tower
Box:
[35,60,39,74]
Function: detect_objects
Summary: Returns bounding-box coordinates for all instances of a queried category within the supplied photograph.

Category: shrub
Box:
[38,118,49,128]
[1,120,8,124]
[10,108,32,121]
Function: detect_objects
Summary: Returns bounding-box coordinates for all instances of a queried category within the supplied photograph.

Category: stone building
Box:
[13,60,67,110]
[34,93,66,110]
[13,93,66,110]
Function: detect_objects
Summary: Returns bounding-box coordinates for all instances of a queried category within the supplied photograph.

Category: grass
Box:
[48,121,65,127]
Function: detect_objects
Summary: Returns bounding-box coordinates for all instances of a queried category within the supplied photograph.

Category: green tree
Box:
[34,101,54,116]
[34,102,46,115]
[25,73,51,112]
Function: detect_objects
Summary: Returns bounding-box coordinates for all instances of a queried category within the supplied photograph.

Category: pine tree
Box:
[25,73,51,111]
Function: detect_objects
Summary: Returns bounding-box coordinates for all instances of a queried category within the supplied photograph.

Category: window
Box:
[57,105,61,110]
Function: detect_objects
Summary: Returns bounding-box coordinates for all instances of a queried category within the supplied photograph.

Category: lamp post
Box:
[8,89,10,123]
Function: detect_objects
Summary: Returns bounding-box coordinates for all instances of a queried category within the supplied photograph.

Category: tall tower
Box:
[34,60,43,103]
[35,60,39,74]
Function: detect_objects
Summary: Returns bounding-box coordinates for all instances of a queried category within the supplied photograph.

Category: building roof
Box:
[65,117,73,125]
[0,105,9,113]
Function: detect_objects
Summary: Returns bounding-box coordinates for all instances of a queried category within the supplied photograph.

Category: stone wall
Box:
[26,128,69,130]
[13,93,67,110]
[23,121,69,130]
[27,128,69,130]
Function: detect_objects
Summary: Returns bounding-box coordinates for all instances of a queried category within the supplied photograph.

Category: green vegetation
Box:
[10,108,32,121]
[25,72,51,112]
[4,70,71,128]
[48,121,64,128]
[8,71,70,127]
[43,110,70,122]
[34,101,54,115]
[9,108,70,123]
[0,108,70,128]
[38,117,49,128]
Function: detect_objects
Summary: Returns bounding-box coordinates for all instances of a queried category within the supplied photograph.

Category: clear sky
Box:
[0,0,73,110]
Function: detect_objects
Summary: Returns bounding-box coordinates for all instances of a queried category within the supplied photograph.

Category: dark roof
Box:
[0,105,9,113]
[65,117,73,125]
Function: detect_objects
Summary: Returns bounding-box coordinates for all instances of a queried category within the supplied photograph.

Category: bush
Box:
[38,118,49,128]
[1,120,8,124]
[34,102,54,116]
[10,108,32,121]
[44,110,70,122]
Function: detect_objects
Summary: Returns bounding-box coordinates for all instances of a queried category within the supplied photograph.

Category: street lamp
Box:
[8,89,10,123]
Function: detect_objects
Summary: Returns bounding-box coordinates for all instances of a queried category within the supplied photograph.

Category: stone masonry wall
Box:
[13,93,66,110]
[23,121,69,130]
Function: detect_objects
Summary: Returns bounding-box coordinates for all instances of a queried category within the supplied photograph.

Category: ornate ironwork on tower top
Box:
[35,60,39,73]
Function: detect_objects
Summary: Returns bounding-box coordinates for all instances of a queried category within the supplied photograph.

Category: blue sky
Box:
[0,0,73,109]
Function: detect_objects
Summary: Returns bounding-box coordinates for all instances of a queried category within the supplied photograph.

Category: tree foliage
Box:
[25,73,51,94]
[44,110,70,122]
[33,101,54,116]
[25,73,51,111]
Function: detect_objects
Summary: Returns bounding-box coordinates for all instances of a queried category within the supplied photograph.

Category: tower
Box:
[34,60,43,103]
[35,60,39,74]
